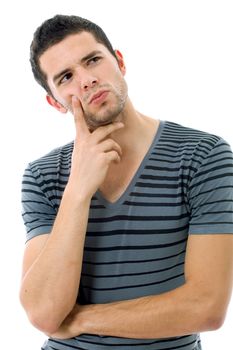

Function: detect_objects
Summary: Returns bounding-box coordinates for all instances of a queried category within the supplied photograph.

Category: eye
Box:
[87,56,102,65]
[59,72,72,85]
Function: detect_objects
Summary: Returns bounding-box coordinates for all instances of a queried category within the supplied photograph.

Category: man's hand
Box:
[48,304,89,339]
[68,96,124,200]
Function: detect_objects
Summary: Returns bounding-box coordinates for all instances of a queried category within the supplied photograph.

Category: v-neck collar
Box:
[95,120,165,209]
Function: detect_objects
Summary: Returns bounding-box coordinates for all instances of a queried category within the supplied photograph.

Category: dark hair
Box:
[30,14,117,95]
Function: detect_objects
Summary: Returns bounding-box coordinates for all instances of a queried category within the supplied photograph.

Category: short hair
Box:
[30,14,117,95]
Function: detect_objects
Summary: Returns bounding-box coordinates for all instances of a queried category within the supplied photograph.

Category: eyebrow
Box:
[52,50,103,84]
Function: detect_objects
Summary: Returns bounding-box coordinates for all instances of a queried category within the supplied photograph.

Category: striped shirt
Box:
[21,121,233,350]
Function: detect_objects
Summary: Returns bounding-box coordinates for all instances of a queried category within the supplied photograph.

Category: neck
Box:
[109,98,158,154]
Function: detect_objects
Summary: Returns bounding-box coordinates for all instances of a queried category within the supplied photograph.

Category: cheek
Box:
[54,88,82,110]
[49,85,66,104]
[112,73,128,95]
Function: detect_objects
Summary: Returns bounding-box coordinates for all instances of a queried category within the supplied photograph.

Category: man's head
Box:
[30,14,117,96]
[30,14,128,129]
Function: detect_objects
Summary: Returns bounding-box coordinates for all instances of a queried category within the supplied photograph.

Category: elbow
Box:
[28,311,61,334]
[203,310,226,331]
[21,303,62,334]
[200,298,227,331]
[20,293,65,334]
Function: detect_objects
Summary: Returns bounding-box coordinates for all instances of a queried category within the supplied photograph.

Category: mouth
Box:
[89,90,109,105]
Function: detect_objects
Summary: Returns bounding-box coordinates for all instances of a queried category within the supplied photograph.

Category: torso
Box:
[24,120,227,349]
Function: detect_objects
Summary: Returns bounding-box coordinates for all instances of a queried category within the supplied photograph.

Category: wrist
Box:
[64,180,92,205]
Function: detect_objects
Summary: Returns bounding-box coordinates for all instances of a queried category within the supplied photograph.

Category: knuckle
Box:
[107,139,115,147]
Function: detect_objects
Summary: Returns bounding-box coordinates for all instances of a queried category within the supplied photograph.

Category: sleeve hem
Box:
[26,227,52,243]
[189,224,233,235]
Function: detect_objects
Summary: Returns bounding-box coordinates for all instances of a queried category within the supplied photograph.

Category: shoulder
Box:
[28,141,74,177]
[22,142,74,212]
[162,121,232,159]
[162,121,221,145]
[22,141,73,196]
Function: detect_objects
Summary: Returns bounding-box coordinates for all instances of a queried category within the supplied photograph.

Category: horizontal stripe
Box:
[84,238,187,252]
[86,225,189,236]
[49,335,195,348]
[82,262,184,278]
[82,273,184,291]
[83,249,186,265]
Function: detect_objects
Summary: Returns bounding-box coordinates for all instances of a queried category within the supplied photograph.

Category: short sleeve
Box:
[21,163,57,242]
[188,138,233,234]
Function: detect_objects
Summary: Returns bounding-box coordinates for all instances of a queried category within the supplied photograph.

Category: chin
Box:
[85,108,123,130]
[86,119,115,132]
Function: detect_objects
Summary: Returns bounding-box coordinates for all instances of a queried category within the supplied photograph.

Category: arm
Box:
[20,193,90,335]
[51,234,233,339]
[20,97,124,334]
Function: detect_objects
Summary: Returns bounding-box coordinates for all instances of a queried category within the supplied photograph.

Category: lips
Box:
[89,90,109,104]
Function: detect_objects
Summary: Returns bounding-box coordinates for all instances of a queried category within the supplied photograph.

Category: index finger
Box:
[72,96,89,137]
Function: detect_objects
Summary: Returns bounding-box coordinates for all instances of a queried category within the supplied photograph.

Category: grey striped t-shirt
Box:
[21,121,233,350]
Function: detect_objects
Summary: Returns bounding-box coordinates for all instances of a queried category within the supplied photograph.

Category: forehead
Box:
[39,32,111,79]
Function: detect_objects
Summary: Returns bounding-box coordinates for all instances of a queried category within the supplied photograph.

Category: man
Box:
[20,14,233,350]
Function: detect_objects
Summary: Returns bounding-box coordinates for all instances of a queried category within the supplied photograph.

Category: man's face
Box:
[40,32,128,129]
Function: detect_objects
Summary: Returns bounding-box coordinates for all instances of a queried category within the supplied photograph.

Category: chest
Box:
[99,153,147,203]
[82,184,189,303]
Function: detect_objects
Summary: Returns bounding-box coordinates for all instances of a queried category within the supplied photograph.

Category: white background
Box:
[0,0,232,349]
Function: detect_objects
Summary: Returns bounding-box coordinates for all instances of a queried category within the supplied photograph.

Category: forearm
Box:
[73,235,233,340]
[85,286,206,338]
[20,185,91,333]
[62,283,220,340]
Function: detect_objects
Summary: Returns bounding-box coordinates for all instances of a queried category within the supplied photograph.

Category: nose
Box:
[77,68,98,91]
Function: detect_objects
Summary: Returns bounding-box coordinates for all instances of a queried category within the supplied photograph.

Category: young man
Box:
[20,14,233,350]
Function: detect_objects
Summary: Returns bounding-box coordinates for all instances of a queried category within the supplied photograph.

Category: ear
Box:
[115,50,126,75]
[46,95,68,114]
